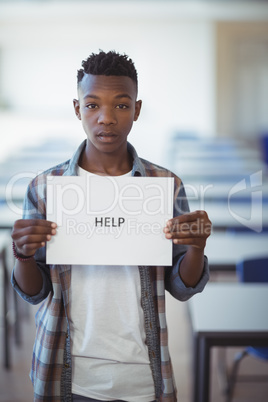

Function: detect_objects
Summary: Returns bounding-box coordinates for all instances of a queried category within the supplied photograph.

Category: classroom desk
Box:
[169,148,260,160]
[0,141,76,202]
[177,171,253,183]
[184,181,268,202]
[0,203,23,229]
[205,232,268,270]
[0,176,30,202]
[170,137,240,151]
[0,229,12,368]
[173,159,265,176]
[189,200,268,230]
[181,173,266,186]
[187,283,268,402]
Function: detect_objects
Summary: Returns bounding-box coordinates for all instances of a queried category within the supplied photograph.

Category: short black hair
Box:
[77,50,138,89]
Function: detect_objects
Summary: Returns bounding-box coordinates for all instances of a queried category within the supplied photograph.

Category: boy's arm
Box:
[14,259,43,296]
[164,210,211,288]
[11,219,57,299]
[163,180,211,300]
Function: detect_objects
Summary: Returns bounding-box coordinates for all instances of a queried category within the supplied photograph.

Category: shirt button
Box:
[149,322,153,329]
[151,351,156,358]
[66,333,68,338]
[65,363,69,368]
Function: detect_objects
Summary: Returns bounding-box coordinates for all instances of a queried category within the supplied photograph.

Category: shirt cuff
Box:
[10,263,51,305]
[168,255,210,301]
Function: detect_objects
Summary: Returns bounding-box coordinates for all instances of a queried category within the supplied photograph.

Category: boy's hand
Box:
[164,210,211,250]
[11,219,57,257]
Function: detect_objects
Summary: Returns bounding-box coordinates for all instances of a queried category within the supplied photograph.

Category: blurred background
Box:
[0,1,268,401]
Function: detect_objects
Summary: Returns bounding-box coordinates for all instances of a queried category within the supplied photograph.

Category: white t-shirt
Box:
[70,167,155,401]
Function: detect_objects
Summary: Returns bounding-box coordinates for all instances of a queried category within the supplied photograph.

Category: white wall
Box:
[0,1,268,163]
[0,1,218,164]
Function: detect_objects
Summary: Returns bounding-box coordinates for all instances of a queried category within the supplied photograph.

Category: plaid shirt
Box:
[11,140,209,402]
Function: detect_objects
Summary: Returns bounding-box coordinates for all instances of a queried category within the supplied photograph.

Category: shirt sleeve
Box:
[10,177,53,305]
[165,179,210,301]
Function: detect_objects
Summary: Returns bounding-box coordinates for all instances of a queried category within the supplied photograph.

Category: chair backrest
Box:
[236,257,268,283]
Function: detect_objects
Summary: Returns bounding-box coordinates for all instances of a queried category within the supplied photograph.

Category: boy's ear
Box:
[134,100,142,121]
[73,99,81,120]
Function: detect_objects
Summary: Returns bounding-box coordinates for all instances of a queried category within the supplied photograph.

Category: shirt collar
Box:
[127,142,146,177]
[64,139,146,177]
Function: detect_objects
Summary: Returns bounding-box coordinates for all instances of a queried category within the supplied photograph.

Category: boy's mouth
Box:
[97,132,117,142]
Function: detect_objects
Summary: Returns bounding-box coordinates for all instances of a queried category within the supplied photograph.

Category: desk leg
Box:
[193,333,200,402]
[13,289,23,346]
[198,336,210,402]
[3,248,10,369]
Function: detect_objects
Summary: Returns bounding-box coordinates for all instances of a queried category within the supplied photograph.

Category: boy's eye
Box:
[116,104,128,109]
[86,104,98,109]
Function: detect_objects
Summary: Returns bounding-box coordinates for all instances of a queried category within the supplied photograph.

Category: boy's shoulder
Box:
[42,159,71,177]
[28,159,72,190]
[23,159,73,213]
[139,157,181,182]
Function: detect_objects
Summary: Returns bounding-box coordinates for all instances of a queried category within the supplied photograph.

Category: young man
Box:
[11,51,211,402]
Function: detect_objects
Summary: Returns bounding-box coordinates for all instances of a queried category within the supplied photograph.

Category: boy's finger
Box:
[12,225,57,241]
[17,242,46,255]
[15,233,55,247]
[164,222,192,232]
[14,219,57,228]
[167,210,208,226]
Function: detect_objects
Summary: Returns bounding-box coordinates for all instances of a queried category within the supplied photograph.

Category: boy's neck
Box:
[79,142,133,176]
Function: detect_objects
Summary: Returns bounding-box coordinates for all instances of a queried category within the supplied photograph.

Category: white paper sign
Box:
[46,176,174,266]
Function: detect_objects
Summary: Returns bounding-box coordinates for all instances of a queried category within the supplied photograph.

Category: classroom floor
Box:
[1,272,268,402]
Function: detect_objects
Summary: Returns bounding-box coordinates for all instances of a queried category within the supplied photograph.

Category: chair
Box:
[226,257,268,401]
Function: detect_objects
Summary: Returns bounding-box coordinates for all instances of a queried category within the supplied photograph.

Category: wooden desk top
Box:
[205,232,268,266]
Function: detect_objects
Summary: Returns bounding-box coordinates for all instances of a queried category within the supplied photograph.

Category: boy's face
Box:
[73,74,142,155]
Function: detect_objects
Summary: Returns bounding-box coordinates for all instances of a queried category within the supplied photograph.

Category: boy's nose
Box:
[98,108,117,125]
